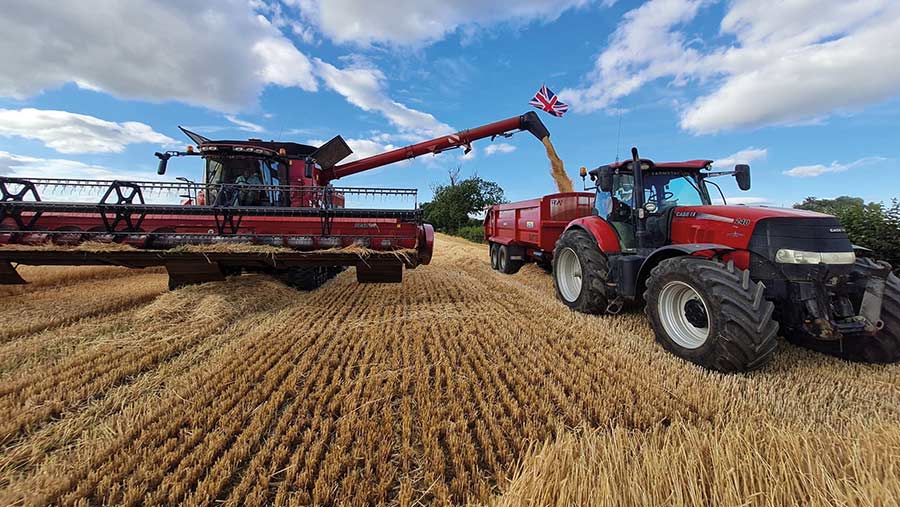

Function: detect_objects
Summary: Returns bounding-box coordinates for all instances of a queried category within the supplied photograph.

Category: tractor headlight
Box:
[774,249,856,265]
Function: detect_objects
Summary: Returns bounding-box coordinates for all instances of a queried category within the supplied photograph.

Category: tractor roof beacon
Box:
[484,147,899,372]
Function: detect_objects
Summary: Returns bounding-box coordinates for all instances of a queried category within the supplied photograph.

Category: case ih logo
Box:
[675,211,696,217]
[829,227,845,233]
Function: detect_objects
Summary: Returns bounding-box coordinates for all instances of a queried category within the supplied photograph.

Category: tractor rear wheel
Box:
[785,269,900,363]
[552,229,609,314]
[497,245,522,274]
[490,243,499,270]
[644,257,778,373]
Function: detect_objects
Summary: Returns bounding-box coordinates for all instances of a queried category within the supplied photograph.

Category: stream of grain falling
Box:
[540,136,574,193]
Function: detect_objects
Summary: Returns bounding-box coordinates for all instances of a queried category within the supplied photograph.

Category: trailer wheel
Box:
[490,243,500,270]
[785,270,900,363]
[497,245,522,274]
[644,257,778,373]
[552,229,609,314]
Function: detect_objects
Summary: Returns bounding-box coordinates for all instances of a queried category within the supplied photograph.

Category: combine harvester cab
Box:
[0,112,550,291]
[485,147,899,372]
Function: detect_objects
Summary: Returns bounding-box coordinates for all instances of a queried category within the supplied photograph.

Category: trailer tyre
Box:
[644,257,778,373]
[498,245,522,274]
[552,229,609,314]
[786,270,900,363]
[490,243,500,270]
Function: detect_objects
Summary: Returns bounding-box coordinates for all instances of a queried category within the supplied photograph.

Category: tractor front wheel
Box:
[552,229,609,314]
[645,257,778,373]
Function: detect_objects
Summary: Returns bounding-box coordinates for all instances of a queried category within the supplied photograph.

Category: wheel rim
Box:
[490,245,498,268]
[499,247,507,270]
[657,281,710,349]
[556,247,582,302]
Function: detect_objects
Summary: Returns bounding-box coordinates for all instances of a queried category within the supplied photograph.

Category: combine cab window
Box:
[204,157,284,207]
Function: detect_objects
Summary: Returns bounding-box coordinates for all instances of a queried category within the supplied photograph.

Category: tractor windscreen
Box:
[643,172,709,208]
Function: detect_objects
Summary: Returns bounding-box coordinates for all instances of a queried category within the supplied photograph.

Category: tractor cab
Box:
[586,154,749,253]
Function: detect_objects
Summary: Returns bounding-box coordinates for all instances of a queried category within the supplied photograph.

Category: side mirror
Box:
[598,168,613,192]
[734,164,750,191]
[155,152,169,175]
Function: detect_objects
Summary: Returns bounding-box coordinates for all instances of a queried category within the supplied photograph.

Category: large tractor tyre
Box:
[490,243,500,270]
[785,270,900,363]
[282,266,331,291]
[644,257,778,373]
[497,245,522,275]
[552,229,610,314]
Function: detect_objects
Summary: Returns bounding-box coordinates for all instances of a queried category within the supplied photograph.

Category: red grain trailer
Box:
[484,192,595,273]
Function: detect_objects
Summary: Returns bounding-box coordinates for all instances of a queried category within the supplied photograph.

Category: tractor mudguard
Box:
[564,217,622,255]
[637,244,736,295]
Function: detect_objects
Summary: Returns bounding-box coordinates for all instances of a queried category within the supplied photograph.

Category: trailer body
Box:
[484,192,594,267]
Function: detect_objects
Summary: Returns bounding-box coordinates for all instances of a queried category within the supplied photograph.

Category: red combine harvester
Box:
[485,147,899,372]
[0,112,549,290]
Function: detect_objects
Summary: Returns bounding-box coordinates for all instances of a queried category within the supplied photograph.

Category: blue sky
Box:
[1,0,898,208]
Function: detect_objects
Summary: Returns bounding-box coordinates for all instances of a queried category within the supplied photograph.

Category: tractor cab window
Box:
[600,173,637,251]
[643,172,708,209]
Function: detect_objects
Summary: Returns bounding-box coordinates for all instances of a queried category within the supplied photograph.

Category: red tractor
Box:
[485,147,898,372]
[0,112,550,290]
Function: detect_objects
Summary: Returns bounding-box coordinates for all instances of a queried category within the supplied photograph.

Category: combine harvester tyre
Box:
[644,257,779,373]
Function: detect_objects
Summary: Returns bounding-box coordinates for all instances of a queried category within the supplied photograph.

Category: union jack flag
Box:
[529,84,569,117]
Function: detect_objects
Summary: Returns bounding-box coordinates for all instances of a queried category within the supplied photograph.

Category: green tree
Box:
[795,196,900,270]
[421,169,506,235]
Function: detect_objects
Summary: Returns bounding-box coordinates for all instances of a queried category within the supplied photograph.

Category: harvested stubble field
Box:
[0,234,898,506]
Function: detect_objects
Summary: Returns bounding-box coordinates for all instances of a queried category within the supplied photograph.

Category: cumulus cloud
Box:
[0,0,316,111]
[783,157,886,177]
[484,143,517,156]
[313,59,454,137]
[712,147,767,168]
[562,0,900,133]
[288,0,591,46]
[0,108,175,154]
[0,150,153,180]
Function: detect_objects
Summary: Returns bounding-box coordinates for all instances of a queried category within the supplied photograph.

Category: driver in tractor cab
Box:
[601,175,636,250]
[235,168,262,206]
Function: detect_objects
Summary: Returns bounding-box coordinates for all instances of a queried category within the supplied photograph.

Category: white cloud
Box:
[783,157,886,177]
[712,147,767,168]
[560,0,706,111]
[0,150,155,181]
[0,108,175,154]
[563,0,900,133]
[313,58,454,137]
[484,143,517,156]
[0,0,316,111]
[289,0,591,46]
[225,115,265,133]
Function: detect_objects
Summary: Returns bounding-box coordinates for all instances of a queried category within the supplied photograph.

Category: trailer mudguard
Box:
[564,217,622,254]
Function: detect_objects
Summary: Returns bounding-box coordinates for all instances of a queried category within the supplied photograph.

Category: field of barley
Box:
[1,233,898,506]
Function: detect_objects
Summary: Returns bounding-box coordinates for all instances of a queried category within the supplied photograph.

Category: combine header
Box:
[0,112,550,289]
